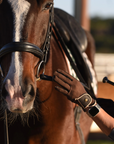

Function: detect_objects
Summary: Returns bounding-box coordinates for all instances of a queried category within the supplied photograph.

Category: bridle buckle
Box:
[36,60,45,81]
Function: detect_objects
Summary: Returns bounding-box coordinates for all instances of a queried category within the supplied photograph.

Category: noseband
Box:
[0,2,54,81]
[0,42,44,60]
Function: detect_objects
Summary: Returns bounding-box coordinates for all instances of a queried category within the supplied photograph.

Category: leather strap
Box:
[4,110,9,144]
[0,42,44,60]
[74,106,85,144]
[42,3,54,63]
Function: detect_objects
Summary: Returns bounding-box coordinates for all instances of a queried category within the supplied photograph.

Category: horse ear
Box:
[0,0,3,4]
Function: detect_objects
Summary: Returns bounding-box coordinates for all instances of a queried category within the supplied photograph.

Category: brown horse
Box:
[0,0,96,144]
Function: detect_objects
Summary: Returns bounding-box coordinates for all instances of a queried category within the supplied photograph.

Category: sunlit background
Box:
[54,1,114,143]
[54,0,114,82]
[54,0,114,18]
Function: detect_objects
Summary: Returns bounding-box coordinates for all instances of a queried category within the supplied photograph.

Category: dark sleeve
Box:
[108,128,114,141]
[97,98,114,118]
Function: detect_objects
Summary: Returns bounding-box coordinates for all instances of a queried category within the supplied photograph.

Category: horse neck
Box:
[36,36,74,121]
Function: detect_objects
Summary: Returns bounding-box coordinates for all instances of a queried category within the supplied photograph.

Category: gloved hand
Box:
[53,69,95,109]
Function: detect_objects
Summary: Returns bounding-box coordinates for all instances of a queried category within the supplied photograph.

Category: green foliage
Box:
[90,17,114,53]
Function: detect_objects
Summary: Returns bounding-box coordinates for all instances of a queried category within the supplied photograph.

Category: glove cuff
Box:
[74,93,93,109]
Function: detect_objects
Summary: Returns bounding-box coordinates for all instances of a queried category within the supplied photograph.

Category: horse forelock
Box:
[7,0,31,42]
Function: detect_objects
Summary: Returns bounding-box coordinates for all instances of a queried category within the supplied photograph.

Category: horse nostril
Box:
[22,84,35,98]
[22,84,35,106]
[29,85,35,97]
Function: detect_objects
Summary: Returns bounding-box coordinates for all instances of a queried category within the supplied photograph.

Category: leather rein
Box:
[0,3,54,144]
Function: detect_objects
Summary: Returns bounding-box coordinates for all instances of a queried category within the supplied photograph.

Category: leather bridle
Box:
[0,3,54,144]
[0,2,54,82]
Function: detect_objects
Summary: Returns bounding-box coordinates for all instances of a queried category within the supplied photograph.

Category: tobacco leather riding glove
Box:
[53,69,95,109]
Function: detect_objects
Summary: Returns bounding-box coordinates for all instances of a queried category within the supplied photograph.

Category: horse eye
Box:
[44,3,52,10]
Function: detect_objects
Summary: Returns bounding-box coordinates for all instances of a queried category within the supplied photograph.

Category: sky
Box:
[54,0,114,18]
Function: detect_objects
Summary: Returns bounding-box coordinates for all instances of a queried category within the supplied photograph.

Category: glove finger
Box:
[57,69,74,81]
[54,70,73,85]
[55,86,68,95]
[54,74,70,91]
[55,86,78,103]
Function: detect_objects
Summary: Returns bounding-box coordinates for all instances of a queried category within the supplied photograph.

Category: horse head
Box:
[0,0,53,115]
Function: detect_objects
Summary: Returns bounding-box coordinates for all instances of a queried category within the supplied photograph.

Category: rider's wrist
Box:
[86,103,101,117]
[74,93,93,110]
[108,128,114,141]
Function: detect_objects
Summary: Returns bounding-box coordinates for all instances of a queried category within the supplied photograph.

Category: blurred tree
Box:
[91,18,114,53]
[74,0,90,31]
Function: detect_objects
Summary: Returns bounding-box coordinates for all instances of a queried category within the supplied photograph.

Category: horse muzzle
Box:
[1,77,36,113]
[0,42,44,113]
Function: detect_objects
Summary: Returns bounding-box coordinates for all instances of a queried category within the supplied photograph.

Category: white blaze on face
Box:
[5,0,31,109]
[5,52,22,95]
[8,0,30,41]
